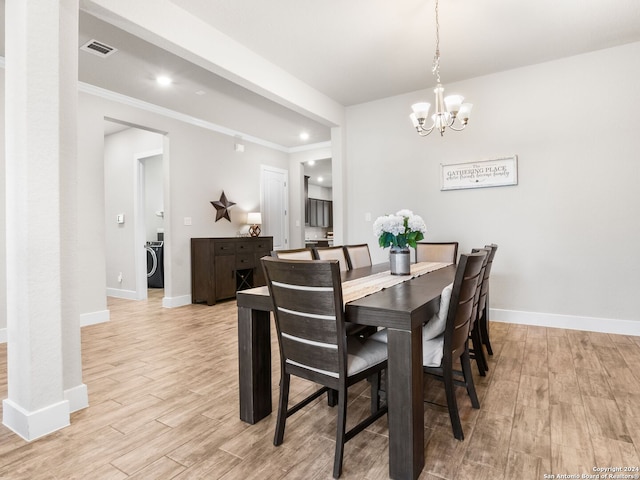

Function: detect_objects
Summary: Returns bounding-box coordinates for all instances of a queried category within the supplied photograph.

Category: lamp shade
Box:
[247,212,262,225]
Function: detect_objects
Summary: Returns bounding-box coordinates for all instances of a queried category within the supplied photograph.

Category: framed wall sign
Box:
[440,155,518,191]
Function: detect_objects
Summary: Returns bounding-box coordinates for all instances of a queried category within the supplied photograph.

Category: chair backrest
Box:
[344,244,372,270]
[443,251,486,363]
[416,242,459,264]
[314,246,349,272]
[261,257,346,383]
[476,244,498,313]
[470,247,491,329]
[271,248,315,260]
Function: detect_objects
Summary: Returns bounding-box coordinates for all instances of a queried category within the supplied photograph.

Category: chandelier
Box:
[410,0,472,136]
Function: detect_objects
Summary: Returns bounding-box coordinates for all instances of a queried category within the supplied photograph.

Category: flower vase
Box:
[389,247,411,275]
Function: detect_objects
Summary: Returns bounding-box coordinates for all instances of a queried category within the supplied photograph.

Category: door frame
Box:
[260,165,289,251]
[134,148,163,300]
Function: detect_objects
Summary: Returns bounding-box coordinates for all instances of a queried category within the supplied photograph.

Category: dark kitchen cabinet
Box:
[322,200,332,228]
[308,198,332,228]
[309,198,318,226]
[191,237,273,305]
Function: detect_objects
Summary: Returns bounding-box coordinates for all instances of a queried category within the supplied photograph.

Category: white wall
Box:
[80,91,290,309]
[345,42,640,332]
[1,86,293,334]
[77,97,109,324]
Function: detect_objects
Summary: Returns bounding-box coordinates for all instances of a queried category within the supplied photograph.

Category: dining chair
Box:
[477,244,498,356]
[423,251,486,440]
[271,248,315,260]
[314,245,349,272]
[261,257,388,478]
[341,243,379,338]
[272,247,372,338]
[415,242,459,264]
[370,250,485,440]
[344,244,372,270]
[468,247,491,376]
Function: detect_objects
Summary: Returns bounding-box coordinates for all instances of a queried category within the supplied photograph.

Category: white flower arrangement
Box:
[373,209,427,249]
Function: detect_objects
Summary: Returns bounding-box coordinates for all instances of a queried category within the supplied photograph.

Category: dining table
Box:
[236,261,457,480]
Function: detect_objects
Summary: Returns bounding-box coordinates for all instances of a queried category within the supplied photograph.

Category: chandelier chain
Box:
[432,0,441,83]
[410,0,472,136]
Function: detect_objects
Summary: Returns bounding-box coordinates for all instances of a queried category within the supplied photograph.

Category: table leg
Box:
[238,306,272,424]
[386,325,425,480]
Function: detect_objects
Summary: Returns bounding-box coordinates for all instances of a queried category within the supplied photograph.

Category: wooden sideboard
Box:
[191,237,273,305]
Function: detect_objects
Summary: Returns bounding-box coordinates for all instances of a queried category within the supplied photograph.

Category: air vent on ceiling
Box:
[80,39,117,58]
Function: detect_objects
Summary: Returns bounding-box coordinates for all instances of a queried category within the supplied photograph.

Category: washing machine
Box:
[146,241,164,288]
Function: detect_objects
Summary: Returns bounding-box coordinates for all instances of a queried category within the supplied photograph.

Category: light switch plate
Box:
[116,214,125,224]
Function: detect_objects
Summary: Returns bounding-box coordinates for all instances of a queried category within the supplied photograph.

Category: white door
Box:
[261,165,289,250]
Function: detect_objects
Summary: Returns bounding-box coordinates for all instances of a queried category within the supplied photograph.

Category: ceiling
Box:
[2,1,640,149]
[75,11,332,149]
[167,0,640,105]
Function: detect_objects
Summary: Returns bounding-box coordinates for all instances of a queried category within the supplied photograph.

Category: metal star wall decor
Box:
[211,191,236,222]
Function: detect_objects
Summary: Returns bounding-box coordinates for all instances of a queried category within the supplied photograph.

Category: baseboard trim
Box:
[106,288,139,300]
[64,384,89,413]
[491,308,640,337]
[0,328,6,344]
[80,310,110,327]
[2,398,70,441]
[162,294,192,308]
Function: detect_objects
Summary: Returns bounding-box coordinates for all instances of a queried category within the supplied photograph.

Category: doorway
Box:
[103,121,165,301]
[261,165,289,250]
[136,151,164,300]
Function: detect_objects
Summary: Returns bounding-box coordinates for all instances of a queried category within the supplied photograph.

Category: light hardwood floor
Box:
[0,290,639,479]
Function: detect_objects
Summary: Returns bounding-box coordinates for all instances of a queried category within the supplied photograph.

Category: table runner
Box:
[342,261,451,304]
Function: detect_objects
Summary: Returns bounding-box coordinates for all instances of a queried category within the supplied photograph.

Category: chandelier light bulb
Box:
[444,95,464,116]
[411,102,431,123]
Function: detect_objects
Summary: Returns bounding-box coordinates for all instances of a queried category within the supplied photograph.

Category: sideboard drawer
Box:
[253,239,272,253]
[236,253,255,269]
[215,241,236,255]
[235,241,255,253]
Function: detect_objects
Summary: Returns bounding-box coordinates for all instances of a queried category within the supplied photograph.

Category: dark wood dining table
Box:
[236,262,457,480]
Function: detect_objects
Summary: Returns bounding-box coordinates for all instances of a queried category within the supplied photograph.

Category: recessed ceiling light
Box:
[299,132,310,141]
[156,76,172,86]
[307,160,315,166]
[317,176,324,183]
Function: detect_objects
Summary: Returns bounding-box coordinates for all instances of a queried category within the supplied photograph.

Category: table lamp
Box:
[247,212,262,237]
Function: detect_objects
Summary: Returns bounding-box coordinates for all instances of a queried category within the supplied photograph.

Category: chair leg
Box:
[274,373,290,446]
[369,372,381,413]
[470,323,488,376]
[443,366,464,441]
[333,389,348,478]
[327,388,338,407]
[480,304,493,355]
[461,350,480,409]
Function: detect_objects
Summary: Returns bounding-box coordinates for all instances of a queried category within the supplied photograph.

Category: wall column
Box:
[330,126,345,245]
[3,0,85,441]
